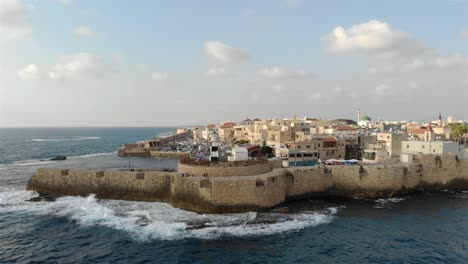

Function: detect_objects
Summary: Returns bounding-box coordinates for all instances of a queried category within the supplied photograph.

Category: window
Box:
[407,145,409,148]
[211,146,218,151]
[297,154,302,158]
[298,145,301,148]
[433,149,435,153]
[318,143,321,147]
[306,145,311,148]
[289,154,295,158]
[423,145,425,148]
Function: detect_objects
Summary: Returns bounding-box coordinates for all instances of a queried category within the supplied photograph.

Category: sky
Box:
[0,0,467,127]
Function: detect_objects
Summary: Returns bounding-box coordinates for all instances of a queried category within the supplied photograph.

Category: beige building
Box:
[376,132,408,157]
[218,122,236,142]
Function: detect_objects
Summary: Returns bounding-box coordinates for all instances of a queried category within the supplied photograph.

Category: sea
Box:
[0,127,467,263]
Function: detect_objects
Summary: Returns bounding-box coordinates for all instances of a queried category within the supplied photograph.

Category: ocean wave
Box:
[0,193,340,241]
[0,152,116,169]
[374,197,405,209]
[67,152,116,159]
[26,137,101,142]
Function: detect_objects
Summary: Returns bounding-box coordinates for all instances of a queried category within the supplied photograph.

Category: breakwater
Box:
[27,154,468,213]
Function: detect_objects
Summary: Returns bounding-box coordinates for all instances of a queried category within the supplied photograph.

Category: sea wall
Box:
[150,151,190,159]
[178,162,272,177]
[27,154,468,213]
[169,170,285,213]
[27,168,174,202]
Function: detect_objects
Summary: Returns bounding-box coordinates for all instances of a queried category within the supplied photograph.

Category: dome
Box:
[361,116,372,122]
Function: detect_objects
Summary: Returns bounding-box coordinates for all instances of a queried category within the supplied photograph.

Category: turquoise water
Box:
[0,128,467,263]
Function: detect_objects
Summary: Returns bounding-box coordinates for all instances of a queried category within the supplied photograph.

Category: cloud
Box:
[309,93,321,101]
[74,25,95,37]
[375,84,390,95]
[321,20,408,54]
[17,64,39,80]
[258,66,285,78]
[0,0,31,41]
[151,72,167,81]
[435,54,467,68]
[206,67,225,76]
[204,41,250,63]
[258,66,312,79]
[49,52,109,80]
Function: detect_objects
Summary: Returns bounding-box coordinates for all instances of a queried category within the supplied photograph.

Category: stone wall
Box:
[169,170,285,213]
[150,151,190,158]
[177,162,272,177]
[27,154,468,213]
[27,168,174,202]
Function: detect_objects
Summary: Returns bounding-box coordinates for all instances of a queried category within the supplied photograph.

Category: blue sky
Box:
[0,0,467,126]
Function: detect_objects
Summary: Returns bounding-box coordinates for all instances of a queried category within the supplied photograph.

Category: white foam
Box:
[26,137,101,142]
[0,190,38,206]
[68,152,116,159]
[0,152,116,169]
[0,192,340,241]
[374,197,405,208]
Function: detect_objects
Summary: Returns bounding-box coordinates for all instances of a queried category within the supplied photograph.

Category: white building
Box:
[400,126,464,160]
[227,147,249,162]
[401,141,464,160]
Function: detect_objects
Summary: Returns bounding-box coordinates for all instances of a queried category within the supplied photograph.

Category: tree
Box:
[261,141,274,158]
[449,123,468,142]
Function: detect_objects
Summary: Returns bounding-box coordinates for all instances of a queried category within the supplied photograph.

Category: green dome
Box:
[361,116,371,121]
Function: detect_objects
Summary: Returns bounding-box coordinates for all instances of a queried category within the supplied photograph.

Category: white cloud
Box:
[309,93,321,101]
[74,25,95,37]
[258,67,312,79]
[274,84,288,93]
[49,52,108,80]
[435,54,467,68]
[258,66,285,78]
[204,41,250,63]
[321,20,407,53]
[375,84,390,95]
[0,0,31,41]
[206,67,225,76]
[17,64,39,80]
[151,72,167,81]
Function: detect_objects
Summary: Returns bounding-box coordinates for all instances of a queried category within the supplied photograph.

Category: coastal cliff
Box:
[27,154,468,213]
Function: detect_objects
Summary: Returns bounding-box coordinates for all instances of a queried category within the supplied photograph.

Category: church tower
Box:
[438,113,443,127]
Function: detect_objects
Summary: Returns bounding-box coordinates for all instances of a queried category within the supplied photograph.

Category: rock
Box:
[50,156,67,161]
[270,207,289,214]
[28,195,56,202]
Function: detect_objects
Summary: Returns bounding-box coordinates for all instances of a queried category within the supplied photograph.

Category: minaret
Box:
[438,113,443,127]
[357,109,361,124]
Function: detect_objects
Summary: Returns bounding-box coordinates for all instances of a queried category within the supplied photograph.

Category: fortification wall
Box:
[27,168,174,201]
[177,162,272,177]
[285,167,332,198]
[27,154,468,213]
[169,170,285,213]
[418,154,468,189]
[150,151,190,158]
